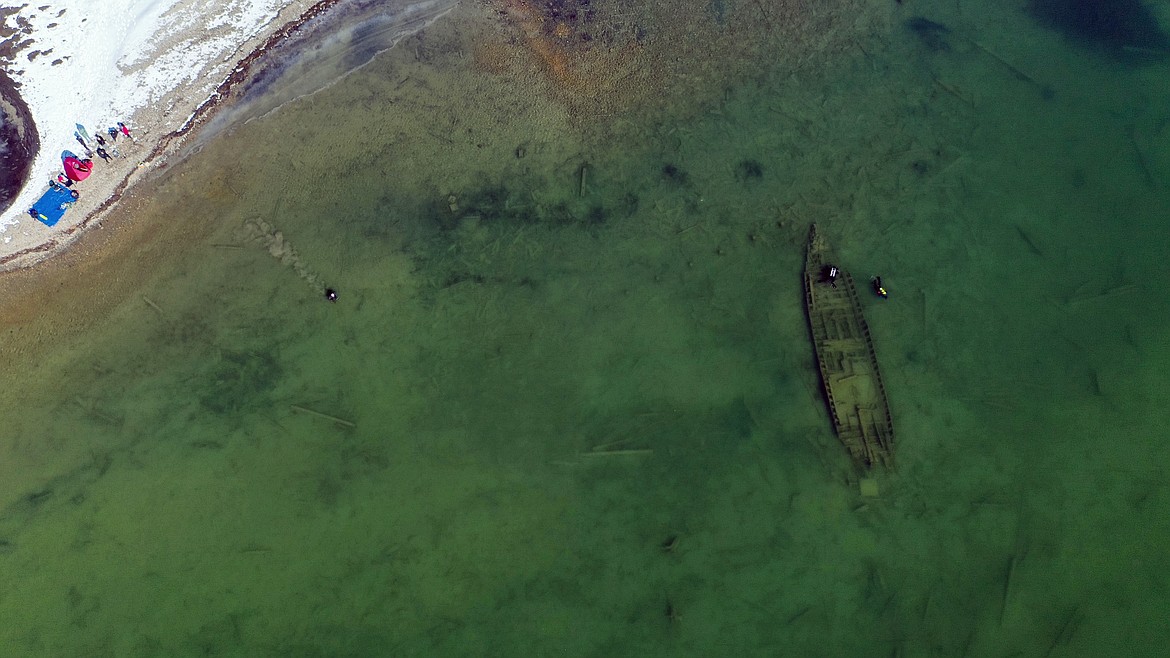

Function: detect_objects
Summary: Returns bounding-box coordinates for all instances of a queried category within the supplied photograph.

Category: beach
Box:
[0,0,340,270]
[1,0,1170,654]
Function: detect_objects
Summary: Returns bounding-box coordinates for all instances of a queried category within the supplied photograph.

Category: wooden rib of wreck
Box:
[802,223,894,469]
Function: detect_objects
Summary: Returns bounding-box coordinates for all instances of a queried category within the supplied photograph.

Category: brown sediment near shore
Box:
[0,0,881,328]
[1,0,870,271]
[0,0,344,272]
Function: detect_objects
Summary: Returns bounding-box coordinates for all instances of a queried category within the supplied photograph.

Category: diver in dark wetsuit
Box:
[821,264,839,288]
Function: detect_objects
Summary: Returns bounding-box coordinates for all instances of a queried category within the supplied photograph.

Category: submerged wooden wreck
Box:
[802,224,894,469]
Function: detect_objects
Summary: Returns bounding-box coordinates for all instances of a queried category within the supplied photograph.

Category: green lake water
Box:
[2,1,1170,655]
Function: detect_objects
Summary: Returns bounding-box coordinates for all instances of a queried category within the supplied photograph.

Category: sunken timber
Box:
[802,224,895,468]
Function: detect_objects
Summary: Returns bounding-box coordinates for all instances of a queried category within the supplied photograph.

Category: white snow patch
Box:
[0,0,304,240]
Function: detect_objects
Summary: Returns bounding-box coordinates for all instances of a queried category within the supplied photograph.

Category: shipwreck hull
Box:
[802,224,894,469]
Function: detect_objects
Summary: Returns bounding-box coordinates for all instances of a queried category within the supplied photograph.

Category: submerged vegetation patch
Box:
[199,348,283,416]
[734,159,764,182]
[427,175,640,232]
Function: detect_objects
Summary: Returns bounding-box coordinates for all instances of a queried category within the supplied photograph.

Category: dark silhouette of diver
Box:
[325,288,338,302]
[820,264,839,288]
[871,276,888,299]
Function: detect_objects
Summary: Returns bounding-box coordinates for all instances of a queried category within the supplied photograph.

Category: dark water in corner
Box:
[2,0,1170,655]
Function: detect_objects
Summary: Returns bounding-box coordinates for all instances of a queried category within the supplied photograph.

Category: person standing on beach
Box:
[118,121,134,141]
[95,147,112,162]
[94,132,106,147]
[75,132,89,150]
[108,127,119,142]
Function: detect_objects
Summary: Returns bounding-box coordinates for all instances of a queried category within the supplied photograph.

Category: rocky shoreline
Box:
[0,67,37,217]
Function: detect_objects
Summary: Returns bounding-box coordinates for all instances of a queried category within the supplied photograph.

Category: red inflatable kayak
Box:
[63,156,93,181]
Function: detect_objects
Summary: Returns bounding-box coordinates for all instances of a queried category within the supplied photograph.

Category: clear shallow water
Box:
[2,1,1170,655]
[194,0,461,147]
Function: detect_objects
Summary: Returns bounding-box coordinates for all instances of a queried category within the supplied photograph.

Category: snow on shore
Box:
[0,0,318,261]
